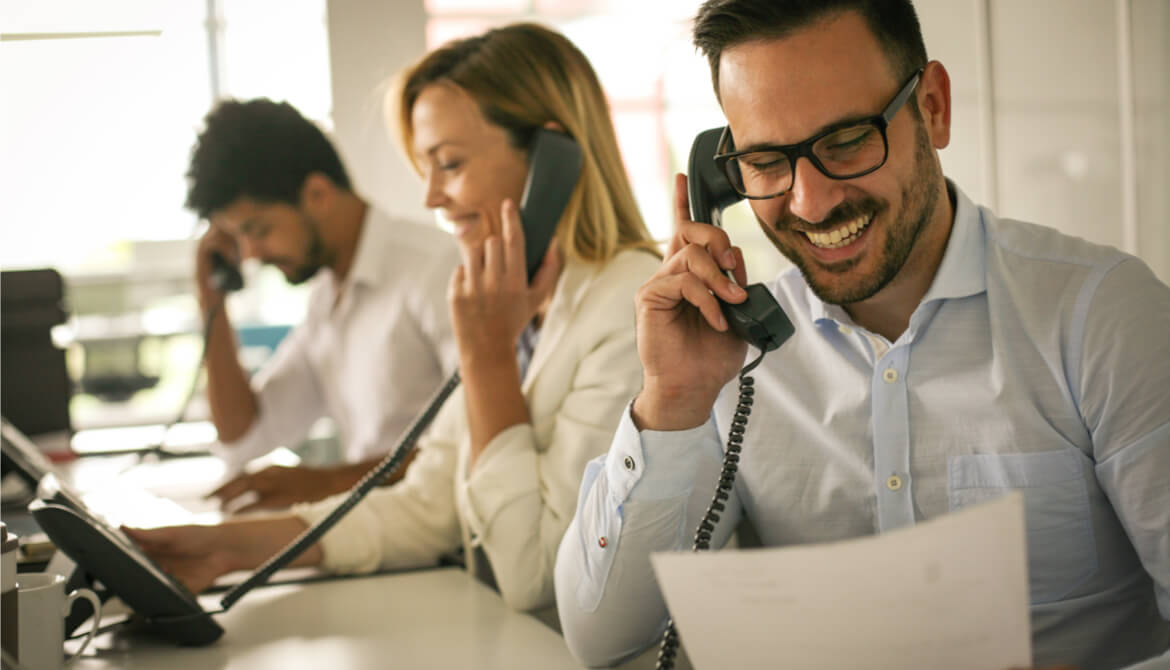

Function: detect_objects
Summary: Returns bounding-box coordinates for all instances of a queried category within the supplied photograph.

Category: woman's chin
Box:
[454,223,484,245]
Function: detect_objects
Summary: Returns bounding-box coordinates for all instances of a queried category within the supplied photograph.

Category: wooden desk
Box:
[72,568,584,669]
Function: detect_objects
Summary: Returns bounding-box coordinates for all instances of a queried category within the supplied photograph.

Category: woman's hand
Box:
[123,516,318,594]
[123,524,246,594]
[449,198,561,465]
[449,198,561,365]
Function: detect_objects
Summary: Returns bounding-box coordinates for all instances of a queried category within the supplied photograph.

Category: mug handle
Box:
[61,587,103,663]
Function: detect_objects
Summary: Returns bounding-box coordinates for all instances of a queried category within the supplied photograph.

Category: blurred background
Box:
[1,0,1167,444]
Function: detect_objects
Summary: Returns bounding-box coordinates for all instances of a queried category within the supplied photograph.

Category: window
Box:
[1,1,332,430]
[0,0,332,273]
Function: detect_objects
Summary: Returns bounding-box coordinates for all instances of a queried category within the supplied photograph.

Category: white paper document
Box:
[651,493,1031,670]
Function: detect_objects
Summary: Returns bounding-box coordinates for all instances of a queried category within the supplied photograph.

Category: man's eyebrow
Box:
[239,217,261,235]
[733,112,876,153]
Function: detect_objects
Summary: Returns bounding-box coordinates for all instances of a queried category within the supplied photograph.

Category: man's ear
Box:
[918,60,951,150]
[299,172,337,216]
[542,120,566,133]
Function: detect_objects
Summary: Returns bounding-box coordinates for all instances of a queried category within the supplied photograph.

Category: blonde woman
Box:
[127,23,659,613]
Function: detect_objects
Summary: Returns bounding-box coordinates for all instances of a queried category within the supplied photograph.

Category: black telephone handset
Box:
[519,128,583,280]
[208,250,244,294]
[658,128,798,670]
[686,127,794,352]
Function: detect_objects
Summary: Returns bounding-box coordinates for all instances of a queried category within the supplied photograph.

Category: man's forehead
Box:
[716,13,895,145]
[209,198,263,234]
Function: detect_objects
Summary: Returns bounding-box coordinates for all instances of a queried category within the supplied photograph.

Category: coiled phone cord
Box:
[655,349,766,670]
[155,302,222,451]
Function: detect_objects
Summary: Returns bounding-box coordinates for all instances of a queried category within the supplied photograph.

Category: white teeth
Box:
[805,214,871,249]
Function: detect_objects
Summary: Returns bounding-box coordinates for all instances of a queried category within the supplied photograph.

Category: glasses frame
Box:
[714,68,924,200]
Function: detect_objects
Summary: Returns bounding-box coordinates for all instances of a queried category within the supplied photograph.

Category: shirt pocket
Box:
[948,449,1097,604]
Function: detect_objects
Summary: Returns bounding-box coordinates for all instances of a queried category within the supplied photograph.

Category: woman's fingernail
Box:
[728,282,746,298]
[722,250,736,269]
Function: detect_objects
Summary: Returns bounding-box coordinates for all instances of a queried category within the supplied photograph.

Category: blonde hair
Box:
[393,23,658,266]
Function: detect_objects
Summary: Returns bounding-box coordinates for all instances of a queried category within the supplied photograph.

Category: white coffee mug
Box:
[15,572,102,670]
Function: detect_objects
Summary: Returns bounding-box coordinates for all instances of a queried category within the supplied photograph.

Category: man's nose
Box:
[238,236,262,260]
[786,157,845,225]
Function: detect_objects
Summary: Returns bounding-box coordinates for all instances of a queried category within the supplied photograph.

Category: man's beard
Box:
[287,214,332,285]
[761,121,940,306]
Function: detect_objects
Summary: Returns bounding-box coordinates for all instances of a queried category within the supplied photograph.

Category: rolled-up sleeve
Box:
[211,322,325,472]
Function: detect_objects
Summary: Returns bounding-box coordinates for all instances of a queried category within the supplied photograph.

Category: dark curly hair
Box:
[693,0,928,99]
[184,98,351,220]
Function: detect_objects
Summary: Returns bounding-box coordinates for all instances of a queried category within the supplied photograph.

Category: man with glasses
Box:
[554,1,1169,668]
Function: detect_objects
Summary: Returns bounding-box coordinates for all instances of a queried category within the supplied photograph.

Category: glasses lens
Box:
[727,150,791,198]
[812,123,886,178]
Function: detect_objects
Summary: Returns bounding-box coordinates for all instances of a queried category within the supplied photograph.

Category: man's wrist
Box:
[326,462,368,493]
[197,287,225,319]
[632,382,717,432]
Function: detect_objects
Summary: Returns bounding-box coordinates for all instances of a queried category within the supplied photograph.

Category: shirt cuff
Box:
[604,400,719,503]
[209,419,267,474]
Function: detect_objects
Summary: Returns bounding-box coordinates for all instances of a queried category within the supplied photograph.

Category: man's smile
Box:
[802,212,873,249]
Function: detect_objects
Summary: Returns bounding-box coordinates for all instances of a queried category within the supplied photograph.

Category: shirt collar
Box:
[919,181,986,304]
[808,180,987,326]
[335,206,386,292]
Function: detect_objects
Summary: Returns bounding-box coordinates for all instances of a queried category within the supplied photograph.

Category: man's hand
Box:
[195,224,240,310]
[210,465,341,513]
[632,173,750,431]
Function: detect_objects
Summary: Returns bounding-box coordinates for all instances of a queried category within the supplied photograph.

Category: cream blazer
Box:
[294,248,659,611]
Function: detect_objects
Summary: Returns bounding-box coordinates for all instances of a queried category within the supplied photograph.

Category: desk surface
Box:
[72,567,584,669]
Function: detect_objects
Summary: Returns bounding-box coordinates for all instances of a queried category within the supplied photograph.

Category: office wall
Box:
[326,1,1170,284]
[918,0,1169,284]
[326,0,431,225]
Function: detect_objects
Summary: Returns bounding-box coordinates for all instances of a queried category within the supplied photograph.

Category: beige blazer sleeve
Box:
[292,249,659,610]
[456,250,659,611]
[291,387,465,574]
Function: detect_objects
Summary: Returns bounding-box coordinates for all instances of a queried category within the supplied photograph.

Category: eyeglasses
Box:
[714,68,924,200]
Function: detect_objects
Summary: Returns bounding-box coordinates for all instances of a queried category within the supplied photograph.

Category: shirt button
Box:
[624,456,636,471]
[882,368,898,383]
[886,474,903,491]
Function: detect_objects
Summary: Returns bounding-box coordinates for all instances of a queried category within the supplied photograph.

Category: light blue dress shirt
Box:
[555,184,1170,669]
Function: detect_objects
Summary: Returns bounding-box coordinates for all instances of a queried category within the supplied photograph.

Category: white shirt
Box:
[555,185,1170,669]
[213,207,459,470]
